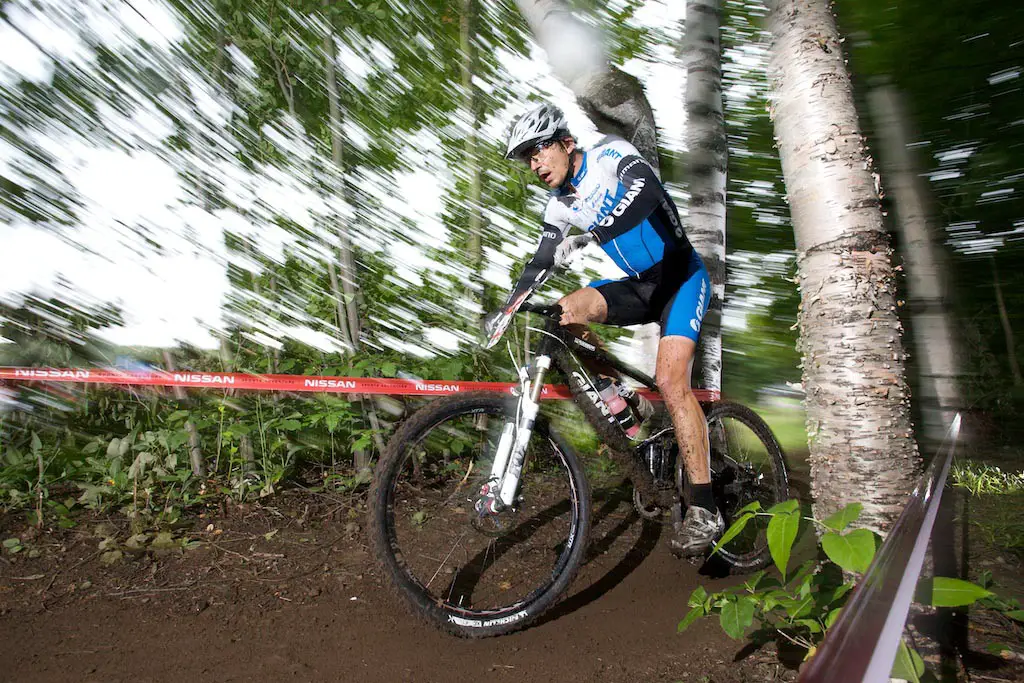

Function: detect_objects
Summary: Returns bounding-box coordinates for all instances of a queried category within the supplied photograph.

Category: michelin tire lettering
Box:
[448,610,529,628]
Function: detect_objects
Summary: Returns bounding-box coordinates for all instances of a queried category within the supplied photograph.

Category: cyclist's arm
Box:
[590,155,662,245]
[499,223,563,310]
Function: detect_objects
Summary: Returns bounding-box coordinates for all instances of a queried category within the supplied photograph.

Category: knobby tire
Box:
[368,392,591,638]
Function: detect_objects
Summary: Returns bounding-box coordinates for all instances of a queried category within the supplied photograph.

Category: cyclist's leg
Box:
[656,337,709,487]
[656,252,722,555]
[557,277,654,379]
[556,287,608,326]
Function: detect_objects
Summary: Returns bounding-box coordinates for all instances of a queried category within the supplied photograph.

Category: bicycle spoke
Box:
[427,529,470,590]
[383,406,581,616]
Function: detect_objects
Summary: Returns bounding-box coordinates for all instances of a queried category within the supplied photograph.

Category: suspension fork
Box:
[477,320,558,513]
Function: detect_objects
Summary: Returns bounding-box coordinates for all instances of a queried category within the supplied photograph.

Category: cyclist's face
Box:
[522,138,575,188]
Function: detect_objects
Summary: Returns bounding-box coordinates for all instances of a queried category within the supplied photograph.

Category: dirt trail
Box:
[0,487,785,683]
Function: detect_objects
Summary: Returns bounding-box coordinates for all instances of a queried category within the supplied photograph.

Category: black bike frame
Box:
[522,302,658,394]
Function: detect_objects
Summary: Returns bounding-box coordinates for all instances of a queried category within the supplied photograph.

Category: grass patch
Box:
[952,460,1024,496]
[952,460,1024,560]
[752,401,807,456]
[961,491,1024,560]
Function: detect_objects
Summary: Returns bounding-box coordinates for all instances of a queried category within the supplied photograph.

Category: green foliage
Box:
[952,465,1024,560]
[820,529,876,574]
[916,577,994,607]
[891,639,926,683]
[766,499,800,578]
[3,537,25,554]
[681,501,1014,675]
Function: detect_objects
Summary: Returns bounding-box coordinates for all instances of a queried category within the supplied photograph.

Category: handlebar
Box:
[519,302,562,319]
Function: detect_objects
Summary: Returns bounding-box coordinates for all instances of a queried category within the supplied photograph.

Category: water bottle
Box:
[595,377,640,439]
[618,384,654,425]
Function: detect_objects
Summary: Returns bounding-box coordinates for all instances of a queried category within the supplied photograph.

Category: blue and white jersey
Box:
[489,136,709,342]
[542,136,693,277]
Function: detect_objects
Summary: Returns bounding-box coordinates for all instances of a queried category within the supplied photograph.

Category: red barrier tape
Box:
[0,367,720,403]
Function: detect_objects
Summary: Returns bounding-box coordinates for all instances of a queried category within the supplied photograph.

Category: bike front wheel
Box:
[368,392,591,637]
[705,401,790,571]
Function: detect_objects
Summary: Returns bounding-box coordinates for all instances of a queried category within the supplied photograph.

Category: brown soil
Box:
[2,480,1022,683]
[0,484,792,683]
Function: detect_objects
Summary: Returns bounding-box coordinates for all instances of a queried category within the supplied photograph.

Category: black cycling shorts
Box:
[587,249,709,341]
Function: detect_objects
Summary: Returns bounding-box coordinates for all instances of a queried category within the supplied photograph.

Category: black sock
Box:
[689,483,717,514]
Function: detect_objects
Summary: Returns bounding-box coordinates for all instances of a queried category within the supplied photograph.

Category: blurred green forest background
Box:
[0,0,1021,521]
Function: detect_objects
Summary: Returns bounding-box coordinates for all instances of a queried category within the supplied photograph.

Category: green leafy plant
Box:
[679,500,1012,680]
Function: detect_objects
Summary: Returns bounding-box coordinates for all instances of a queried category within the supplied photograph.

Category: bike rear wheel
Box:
[705,401,790,571]
[368,392,591,637]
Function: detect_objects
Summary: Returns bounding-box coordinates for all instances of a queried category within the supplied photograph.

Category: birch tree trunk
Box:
[867,83,963,444]
[766,0,920,532]
[683,0,727,394]
[512,0,659,173]
[321,12,387,467]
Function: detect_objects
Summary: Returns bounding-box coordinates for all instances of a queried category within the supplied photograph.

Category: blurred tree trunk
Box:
[511,0,660,173]
[766,0,921,532]
[210,33,255,479]
[322,18,361,352]
[161,350,207,478]
[460,0,485,310]
[683,0,727,394]
[991,257,1023,386]
[868,83,963,444]
[322,11,385,467]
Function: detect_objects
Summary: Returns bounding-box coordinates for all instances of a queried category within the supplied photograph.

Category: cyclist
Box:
[484,102,724,556]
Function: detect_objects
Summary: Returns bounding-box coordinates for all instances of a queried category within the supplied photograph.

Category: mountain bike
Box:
[368,300,789,638]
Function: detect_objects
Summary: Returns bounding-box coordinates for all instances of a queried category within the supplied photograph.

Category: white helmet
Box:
[504,103,570,160]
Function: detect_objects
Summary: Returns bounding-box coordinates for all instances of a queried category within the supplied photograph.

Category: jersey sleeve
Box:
[589,154,662,245]
[500,218,569,311]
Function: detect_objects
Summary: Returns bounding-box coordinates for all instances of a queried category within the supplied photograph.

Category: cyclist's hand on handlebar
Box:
[553,233,595,268]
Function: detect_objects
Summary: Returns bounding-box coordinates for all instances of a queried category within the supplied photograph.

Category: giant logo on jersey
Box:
[597,178,646,228]
[662,198,684,240]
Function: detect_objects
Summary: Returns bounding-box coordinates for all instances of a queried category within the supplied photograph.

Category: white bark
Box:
[766,0,920,532]
[512,0,660,173]
[683,0,727,393]
[867,84,963,443]
[323,14,382,469]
